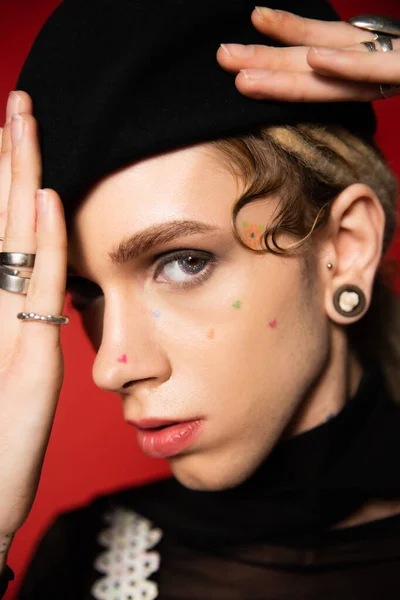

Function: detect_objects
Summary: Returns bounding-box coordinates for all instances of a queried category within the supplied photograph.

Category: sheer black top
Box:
[11,370,400,599]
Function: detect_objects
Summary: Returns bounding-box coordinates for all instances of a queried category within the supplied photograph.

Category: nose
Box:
[92,292,171,394]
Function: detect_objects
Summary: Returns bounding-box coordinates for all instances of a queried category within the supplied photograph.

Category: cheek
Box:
[167,282,329,491]
[78,254,327,420]
[155,257,325,410]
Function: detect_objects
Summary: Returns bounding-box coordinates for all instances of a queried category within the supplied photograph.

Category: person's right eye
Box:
[66,276,103,312]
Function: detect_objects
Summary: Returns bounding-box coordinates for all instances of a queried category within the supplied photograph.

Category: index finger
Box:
[252,7,376,48]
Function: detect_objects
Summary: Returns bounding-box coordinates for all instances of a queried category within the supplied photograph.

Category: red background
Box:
[1,1,400,597]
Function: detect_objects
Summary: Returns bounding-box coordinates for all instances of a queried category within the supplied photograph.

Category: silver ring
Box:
[350,15,400,100]
[0,264,32,278]
[372,35,399,98]
[17,312,69,325]
[348,15,400,38]
[0,252,36,268]
[361,41,377,52]
[374,35,394,52]
[359,38,399,99]
[0,271,30,294]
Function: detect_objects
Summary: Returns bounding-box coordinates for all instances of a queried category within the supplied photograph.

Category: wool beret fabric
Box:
[17,0,377,217]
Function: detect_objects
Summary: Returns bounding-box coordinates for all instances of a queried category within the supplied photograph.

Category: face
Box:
[67,143,331,491]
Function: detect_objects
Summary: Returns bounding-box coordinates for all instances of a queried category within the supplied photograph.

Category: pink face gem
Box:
[117,354,127,363]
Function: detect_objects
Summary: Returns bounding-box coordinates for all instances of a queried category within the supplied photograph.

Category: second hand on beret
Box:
[17,0,377,217]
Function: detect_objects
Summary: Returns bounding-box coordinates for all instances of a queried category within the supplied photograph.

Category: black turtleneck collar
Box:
[112,368,400,547]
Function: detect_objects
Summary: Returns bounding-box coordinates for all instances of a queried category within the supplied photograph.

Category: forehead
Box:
[67,143,241,267]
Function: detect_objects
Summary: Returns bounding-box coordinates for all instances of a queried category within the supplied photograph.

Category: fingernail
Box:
[36,189,49,214]
[241,68,272,80]
[222,44,255,58]
[255,7,274,21]
[220,43,231,57]
[312,46,339,56]
[6,91,22,120]
[255,7,265,20]
[11,114,25,145]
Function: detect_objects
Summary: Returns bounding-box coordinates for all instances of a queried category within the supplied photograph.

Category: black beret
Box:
[17,0,376,217]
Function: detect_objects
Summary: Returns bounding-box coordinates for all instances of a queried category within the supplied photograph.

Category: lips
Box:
[127,418,203,458]
[129,418,182,430]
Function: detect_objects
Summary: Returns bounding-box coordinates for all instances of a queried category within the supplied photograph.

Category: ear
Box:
[320,183,385,324]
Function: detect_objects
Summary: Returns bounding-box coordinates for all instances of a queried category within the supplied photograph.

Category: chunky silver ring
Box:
[0,271,30,294]
[0,264,32,278]
[0,252,36,268]
[348,15,400,37]
[17,312,69,325]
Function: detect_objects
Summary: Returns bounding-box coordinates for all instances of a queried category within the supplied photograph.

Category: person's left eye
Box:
[154,249,217,288]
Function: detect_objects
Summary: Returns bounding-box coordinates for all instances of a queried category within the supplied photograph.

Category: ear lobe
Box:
[333,284,367,318]
[322,183,385,325]
[325,281,370,325]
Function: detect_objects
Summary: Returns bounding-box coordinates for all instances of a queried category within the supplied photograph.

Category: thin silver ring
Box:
[0,252,36,268]
[373,35,400,97]
[360,40,399,98]
[17,312,69,325]
[361,41,377,52]
[350,15,400,99]
[0,271,30,294]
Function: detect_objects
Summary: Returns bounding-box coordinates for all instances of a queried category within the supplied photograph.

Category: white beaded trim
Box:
[91,507,163,600]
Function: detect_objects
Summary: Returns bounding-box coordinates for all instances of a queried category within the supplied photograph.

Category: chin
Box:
[167,448,262,491]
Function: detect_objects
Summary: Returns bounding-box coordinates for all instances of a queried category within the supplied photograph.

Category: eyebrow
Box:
[67,220,221,274]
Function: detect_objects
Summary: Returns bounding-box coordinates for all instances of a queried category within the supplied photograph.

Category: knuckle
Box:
[18,112,36,128]
[10,163,24,180]
[26,285,60,312]
[291,77,306,102]
[299,17,312,44]
[274,9,285,24]
[0,140,9,156]
[26,279,41,304]
[280,9,300,31]
[254,45,272,62]
[37,236,64,255]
